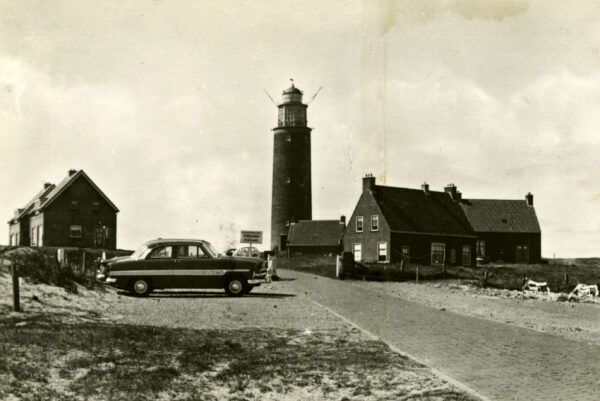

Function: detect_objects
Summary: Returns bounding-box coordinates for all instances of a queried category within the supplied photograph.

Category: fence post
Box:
[82,251,86,276]
[483,270,489,288]
[416,266,419,284]
[336,255,342,279]
[564,273,568,284]
[12,264,20,312]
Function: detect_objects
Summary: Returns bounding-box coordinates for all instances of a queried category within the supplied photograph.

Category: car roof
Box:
[142,238,210,247]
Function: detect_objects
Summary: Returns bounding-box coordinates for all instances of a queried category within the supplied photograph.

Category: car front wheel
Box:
[225,277,247,297]
[131,278,152,297]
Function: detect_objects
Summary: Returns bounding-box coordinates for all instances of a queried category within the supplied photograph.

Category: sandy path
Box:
[348,279,600,346]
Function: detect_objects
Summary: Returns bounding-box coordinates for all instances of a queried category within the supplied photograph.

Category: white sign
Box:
[240,230,262,244]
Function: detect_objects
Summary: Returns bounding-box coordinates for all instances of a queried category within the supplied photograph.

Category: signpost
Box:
[240,231,262,257]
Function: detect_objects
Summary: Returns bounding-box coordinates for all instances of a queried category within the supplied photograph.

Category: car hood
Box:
[104,255,132,264]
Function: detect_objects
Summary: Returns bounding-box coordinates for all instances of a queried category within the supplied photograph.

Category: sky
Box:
[1,0,599,257]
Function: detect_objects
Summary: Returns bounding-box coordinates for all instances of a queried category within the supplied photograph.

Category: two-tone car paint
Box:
[98,239,271,296]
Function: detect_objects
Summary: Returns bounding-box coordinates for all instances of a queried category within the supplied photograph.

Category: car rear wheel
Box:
[131,278,152,297]
[225,276,247,297]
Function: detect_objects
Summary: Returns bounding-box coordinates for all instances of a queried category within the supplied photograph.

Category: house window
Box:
[104,227,111,239]
[371,215,379,231]
[356,216,363,232]
[70,225,82,238]
[476,240,485,257]
[451,249,456,264]
[401,246,410,262]
[38,225,43,247]
[286,177,291,184]
[70,201,79,210]
[462,245,472,266]
[377,242,388,262]
[431,243,445,265]
[286,134,292,142]
[31,228,36,246]
[16,233,19,245]
[352,243,362,261]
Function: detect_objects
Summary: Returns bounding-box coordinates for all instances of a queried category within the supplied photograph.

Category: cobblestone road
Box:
[280,269,600,401]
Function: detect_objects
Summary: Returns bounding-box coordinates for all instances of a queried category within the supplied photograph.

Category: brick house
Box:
[286,217,345,257]
[458,190,541,263]
[344,175,477,266]
[7,169,119,249]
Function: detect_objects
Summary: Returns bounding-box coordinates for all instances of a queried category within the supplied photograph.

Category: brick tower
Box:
[270,82,312,250]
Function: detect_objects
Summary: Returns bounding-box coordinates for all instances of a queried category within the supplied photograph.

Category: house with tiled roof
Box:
[459,191,541,263]
[286,218,345,256]
[343,175,477,266]
[8,169,119,249]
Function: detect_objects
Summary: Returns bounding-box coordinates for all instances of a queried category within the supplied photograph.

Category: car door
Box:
[142,245,175,289]
[173,244,221,289]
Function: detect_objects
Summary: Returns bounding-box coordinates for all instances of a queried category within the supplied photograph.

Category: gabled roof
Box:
[287,220,345,247]
[459,199,541,233]
[31,170,119,213]
[370,186,475,237]
[8,184,56,224]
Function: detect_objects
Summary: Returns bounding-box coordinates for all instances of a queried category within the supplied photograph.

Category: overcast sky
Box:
[2,0,599,256]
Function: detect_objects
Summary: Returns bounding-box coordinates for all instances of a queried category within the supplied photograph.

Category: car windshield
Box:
[130,245,150,260]
[202,242,218,258]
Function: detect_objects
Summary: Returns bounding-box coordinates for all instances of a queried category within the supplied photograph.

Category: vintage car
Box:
[97,238,272,297]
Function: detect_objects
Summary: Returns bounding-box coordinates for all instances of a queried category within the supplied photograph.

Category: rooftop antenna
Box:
[307,86,323,105]
[263,88,277,106]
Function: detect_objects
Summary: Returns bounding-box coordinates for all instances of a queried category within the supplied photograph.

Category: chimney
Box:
[44,182,52,189]
[68,169,77,176]
[421,182,429,194]
[526,192,533,207]
[340,215,346,225]
[363,174,376,192]
[444,183,458,200]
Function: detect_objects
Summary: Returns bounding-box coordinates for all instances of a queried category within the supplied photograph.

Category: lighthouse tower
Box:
[270,82,312,250]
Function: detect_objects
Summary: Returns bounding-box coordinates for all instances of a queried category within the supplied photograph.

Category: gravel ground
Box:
[348,279,600,346]
[0,273,479,400]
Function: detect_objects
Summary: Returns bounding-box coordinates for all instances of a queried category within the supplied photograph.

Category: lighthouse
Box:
[270,81,313,250]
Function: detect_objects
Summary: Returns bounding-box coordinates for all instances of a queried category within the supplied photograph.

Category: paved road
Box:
[279,269,600,401]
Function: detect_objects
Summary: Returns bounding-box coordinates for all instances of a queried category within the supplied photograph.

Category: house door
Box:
[516,245,529,263]
[95,226,105,248]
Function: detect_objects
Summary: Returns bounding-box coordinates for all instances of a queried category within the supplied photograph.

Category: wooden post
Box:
[483,270,489,288]
[400,259,404,273]
[416,266,419,284]
[336,255,342,279]
[82,251,86,276]
[12,264,20,312]
[564,273,568,284]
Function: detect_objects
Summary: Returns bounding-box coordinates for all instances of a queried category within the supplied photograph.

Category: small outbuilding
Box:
[286,218,345,257]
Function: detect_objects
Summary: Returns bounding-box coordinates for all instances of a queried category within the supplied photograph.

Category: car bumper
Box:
[96,273,117,286]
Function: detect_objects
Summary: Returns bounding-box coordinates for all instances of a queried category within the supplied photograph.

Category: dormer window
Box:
[69,201,79,210]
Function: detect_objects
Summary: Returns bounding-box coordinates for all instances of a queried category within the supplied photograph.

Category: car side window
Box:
[176,245,209,258]
[148,246,173,259]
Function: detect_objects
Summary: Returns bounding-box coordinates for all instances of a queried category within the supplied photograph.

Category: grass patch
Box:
[0,318,477,400]
[277,256,600,294]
